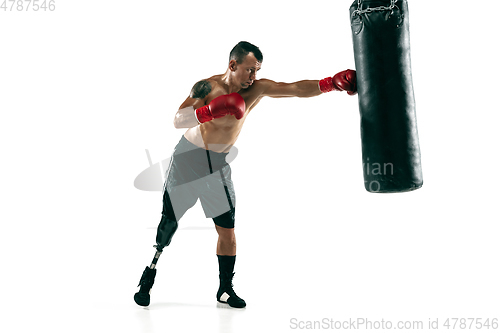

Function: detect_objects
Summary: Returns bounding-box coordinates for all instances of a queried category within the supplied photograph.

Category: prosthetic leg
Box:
[134,214,178,306]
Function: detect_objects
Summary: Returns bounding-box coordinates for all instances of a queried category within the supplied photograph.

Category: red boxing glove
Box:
[319,69,357,95]
[195,93,246,123]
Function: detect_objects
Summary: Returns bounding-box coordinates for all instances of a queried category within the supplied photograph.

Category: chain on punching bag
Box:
[350,0,423,193]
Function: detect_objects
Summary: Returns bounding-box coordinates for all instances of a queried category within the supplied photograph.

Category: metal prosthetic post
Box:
[150,245,163,269]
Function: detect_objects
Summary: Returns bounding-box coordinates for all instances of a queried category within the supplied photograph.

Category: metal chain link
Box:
[352,0,398,18]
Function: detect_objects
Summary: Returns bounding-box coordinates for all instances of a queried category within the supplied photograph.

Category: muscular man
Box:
[134,41,357,308]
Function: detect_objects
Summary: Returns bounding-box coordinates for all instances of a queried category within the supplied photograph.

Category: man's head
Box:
[228,41,263,89]
[229,41,263,64]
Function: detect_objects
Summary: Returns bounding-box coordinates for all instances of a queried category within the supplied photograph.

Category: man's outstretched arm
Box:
[261,79,323,98]
[261,70,357,98]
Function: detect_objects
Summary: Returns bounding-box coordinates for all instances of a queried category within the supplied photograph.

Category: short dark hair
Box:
[229,41,263,64]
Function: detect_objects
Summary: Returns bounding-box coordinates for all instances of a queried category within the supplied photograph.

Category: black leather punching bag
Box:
[350,0,423,193]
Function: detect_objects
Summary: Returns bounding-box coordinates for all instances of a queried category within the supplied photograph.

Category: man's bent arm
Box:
[173,80,212,129]
[173,105,200,129]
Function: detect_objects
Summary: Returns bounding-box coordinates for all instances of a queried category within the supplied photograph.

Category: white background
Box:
[1,1,499,332]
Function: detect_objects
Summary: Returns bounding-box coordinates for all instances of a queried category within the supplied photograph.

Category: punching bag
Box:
[350,0,423,193]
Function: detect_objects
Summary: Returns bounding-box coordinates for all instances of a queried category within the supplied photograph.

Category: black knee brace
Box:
[155,214,178,251]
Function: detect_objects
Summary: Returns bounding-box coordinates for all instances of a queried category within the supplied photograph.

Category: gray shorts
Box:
[161,136,236,228]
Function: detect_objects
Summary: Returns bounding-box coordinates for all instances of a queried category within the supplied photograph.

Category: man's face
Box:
[231,52,261,89]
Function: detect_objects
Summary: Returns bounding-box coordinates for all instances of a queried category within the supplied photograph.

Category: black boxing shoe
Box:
[134,266,156,306]
[216,272,246,308]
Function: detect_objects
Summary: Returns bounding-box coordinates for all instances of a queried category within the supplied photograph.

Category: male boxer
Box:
[134,41,357,308]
